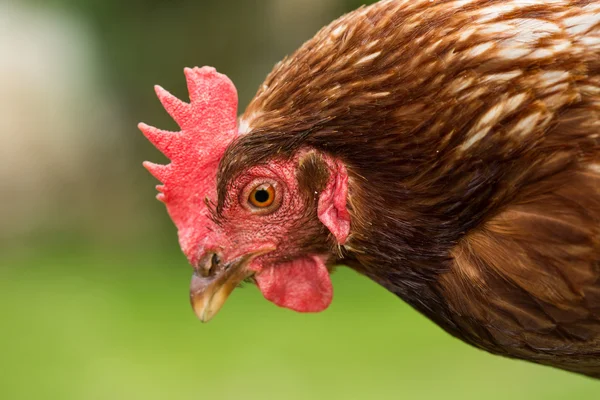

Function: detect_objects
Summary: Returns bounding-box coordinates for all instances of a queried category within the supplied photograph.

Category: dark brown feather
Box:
[440,165,600,377]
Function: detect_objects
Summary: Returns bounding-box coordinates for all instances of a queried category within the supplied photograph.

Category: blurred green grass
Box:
[2,248,597,400]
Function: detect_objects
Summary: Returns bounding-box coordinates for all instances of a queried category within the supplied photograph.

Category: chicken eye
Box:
[249,184,275,208]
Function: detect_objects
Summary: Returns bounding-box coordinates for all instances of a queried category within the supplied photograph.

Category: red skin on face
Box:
[213,156,348,312]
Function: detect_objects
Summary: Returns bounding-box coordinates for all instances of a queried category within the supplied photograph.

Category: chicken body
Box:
[225,0,600,377]
[143,0,600,378]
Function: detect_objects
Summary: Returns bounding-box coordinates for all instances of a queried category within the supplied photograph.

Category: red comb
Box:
[139,67,238,264]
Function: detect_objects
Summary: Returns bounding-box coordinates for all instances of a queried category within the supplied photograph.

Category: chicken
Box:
[140,0,600,378]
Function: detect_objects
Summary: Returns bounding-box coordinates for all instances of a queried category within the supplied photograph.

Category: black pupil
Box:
[254,189,270,204]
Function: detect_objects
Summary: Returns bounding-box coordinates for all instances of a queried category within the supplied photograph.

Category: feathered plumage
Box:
[143,0,600,378]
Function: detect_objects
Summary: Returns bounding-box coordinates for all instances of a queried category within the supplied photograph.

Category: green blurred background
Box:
[1,0,598,398]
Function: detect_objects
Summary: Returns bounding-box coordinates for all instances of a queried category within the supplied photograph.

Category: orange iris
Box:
[249,184,275,208]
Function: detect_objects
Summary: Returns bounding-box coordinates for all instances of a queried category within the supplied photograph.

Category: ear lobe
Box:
[318,159,351,244]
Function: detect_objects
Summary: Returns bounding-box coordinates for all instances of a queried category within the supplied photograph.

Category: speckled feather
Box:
[219,0,600,377]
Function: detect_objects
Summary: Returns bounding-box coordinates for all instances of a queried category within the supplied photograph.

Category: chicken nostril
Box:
[211,253,220,268]
[197,252,222,278]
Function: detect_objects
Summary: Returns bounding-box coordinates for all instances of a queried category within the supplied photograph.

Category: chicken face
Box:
[140,67,350,321]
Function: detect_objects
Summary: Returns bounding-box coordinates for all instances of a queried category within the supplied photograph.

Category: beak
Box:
[190,253,255,323]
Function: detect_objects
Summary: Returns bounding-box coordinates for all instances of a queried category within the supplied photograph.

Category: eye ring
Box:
[249,183,276,208]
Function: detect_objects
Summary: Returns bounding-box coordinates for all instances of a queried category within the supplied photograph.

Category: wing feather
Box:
[440,166,600,377]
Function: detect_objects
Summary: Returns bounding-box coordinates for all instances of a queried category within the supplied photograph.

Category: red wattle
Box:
[254,256,333,313]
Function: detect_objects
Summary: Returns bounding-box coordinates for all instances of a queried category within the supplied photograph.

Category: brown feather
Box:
[217,0,600,376]
[440,165,600,377]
